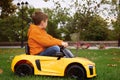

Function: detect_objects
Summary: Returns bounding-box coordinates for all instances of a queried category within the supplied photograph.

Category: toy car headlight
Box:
[88,64,93,68]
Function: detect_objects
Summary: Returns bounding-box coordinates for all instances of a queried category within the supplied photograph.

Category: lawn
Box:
[0,48,120,80]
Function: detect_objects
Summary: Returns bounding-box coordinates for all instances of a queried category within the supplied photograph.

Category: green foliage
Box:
[65,13,108,41]
[0,0,120,42]
[109,0,120,45]
[63,0,110,41]
[16,6,35,41]
[0,0,16,18]
[108,30,116,40]
[43,2,70,40]
[84,15,108,41]
[112,13,120,39]
[43,8,60,38]
[40,0,120,41]
[0,16,21,42]
[0,6,35,42]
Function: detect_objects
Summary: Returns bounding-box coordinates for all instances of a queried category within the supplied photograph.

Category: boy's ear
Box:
[41,21,44,25]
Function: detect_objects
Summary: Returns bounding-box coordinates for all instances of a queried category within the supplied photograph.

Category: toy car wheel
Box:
[66,65,85,80]
[15,63,34,76]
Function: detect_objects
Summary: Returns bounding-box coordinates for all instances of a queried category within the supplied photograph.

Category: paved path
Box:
[0,46,22,48]
[0,46,119,49]
[68,46,120,49]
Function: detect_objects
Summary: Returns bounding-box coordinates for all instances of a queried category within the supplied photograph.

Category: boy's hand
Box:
[61,42,68,47]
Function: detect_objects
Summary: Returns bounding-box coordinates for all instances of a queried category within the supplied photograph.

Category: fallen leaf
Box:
[107,64,117,67]
[91,57,97,60]
[112,57,120,62]
[0,69,3,74]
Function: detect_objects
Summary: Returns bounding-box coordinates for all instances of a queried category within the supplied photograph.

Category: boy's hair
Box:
[31,11,48,25]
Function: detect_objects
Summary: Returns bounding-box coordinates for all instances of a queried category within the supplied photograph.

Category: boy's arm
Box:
[47,34,68,47]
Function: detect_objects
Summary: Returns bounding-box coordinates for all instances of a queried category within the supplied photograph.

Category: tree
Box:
[43,1,70,40]
[112,14,120,46]
[16,6,35,42]
[0,18,9,41]
[84,15,108,41]
[111,0,120,46]
[98,0,120,46]
[64,0,109,41]
[0,6,35,42]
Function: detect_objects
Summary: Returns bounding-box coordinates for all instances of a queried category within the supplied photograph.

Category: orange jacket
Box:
[28,24,63,55]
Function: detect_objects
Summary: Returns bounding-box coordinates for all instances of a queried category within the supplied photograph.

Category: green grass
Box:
[0,48,120,80]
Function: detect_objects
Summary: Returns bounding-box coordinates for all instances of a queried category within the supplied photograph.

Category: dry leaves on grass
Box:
[104,53,108,55]
[107,64,117,67]
[112,57,120,62]
[7,56,14,62]
[90,57,97,60]
[112,57,120,61]
[113,53,117,55]
[0,69,3,74]
[107,57,119,67]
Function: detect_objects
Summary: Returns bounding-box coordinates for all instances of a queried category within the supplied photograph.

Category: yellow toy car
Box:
[11,46,96,80]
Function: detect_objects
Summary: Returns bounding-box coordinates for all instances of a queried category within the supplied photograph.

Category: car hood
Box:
[68,57,95,66]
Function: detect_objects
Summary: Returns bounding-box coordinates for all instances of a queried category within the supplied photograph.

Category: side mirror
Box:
[55,52,64,60]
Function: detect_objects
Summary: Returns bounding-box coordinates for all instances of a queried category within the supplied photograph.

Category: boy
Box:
[28,11,68,56]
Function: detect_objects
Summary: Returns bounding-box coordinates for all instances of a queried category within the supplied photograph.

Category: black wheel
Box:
[66,65,86,80]
[15,63,34,76]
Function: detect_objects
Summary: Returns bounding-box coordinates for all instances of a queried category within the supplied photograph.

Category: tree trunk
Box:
[118,38,120,47]
[118,34,120,47]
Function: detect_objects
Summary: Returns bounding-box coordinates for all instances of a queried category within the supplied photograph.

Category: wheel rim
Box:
[68,67,84,80]
[15,64,33,76]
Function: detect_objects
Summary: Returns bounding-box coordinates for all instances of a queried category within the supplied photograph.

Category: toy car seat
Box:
[25,44,30,55]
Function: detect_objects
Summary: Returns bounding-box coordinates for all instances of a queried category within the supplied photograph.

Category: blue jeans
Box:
[39,46,60,56]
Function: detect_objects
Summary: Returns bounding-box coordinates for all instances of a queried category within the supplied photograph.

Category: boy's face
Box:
[42,19,48,29]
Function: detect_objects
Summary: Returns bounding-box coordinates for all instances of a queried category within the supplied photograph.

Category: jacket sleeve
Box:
[29,29,63,47]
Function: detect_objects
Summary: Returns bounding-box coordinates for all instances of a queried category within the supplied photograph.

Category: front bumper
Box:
[85,65,97,78]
